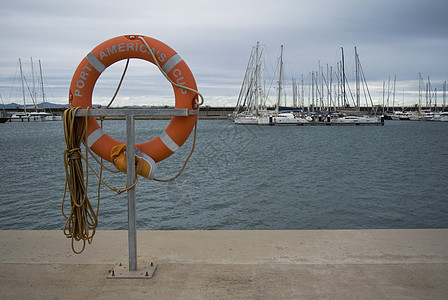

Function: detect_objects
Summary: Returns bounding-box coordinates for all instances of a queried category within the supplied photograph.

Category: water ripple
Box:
[1,120,447,230]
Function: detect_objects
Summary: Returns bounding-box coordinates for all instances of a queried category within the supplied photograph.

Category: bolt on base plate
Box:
[107,262,157,279]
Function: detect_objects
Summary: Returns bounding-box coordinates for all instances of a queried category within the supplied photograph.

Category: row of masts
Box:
[290,47,374,113]
[235,44,376,116]
[237,44,447,115]
[16,57,47,113]
[418,74,446,110]
[381,74,447,112]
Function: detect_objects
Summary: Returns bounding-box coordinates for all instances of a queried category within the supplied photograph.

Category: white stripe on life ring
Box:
[161,54,182,74]
[86,52,106,73]
[158,131,179,153]
[87,127,106,148]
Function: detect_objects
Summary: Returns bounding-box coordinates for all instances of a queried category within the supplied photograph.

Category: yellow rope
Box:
[62,107,98,254]
[105,58,130,109]
[137,36,203,182]
[81,148,138,194]
[152,120,198,182]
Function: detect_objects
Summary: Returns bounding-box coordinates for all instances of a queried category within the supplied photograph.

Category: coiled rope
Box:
[62,107,97,254]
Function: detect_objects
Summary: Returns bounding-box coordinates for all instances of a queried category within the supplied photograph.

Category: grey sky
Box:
[1,0,447,107]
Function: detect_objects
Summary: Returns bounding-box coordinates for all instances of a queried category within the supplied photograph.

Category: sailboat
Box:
[9,58,60,122]
[330,47,383,125]
[233,44,308,125]
[265,45,308,125]
[233,42,267,124]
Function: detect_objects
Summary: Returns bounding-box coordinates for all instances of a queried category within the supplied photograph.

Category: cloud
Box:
[1,0,447,107]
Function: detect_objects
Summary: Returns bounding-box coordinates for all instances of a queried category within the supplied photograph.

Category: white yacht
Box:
[331,115,383,125]
[272,112,309,125]
[10,111,51,122]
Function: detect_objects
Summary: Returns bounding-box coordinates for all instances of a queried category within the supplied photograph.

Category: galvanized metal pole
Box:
[126,114,137,271]
[74,108,193,278]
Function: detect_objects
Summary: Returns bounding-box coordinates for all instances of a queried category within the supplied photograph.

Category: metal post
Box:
[126,114,137,271]
[73,108,193,279]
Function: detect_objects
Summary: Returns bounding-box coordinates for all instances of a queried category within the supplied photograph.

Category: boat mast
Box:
[260,45,265,111]
[292,78,297,108]
[276,45,283,114]
[30,57,38,112]
[355,47,360,111]
[337,61,340,109]
[443,80,447,110]
[19,59,27,114]
[39,60,46,106]
[311,71,315,110]
[434,88,437,110]
[329,65,333,111]
[392,76,396,110]
[382,81,385,114]
[320,63,324,111]
[418,73,422,111]
[341,47,347,108]
[254,42,259,116]
[301,75,304,110]
[386,77,390,111]
[316,62,320,110]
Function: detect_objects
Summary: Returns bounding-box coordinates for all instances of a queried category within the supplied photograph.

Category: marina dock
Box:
[1,229,447,299]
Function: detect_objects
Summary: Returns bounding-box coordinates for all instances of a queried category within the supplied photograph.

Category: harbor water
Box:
[0,119,447,230]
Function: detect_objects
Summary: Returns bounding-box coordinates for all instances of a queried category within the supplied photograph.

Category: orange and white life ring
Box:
[69,35,198,179]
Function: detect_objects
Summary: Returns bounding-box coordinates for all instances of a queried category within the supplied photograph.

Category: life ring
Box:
[68,35,198,179]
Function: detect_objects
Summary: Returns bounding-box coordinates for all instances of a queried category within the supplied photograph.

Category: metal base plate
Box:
[107,262,157,279]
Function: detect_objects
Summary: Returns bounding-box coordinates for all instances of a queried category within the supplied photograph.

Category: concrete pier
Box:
[1,229,447,299]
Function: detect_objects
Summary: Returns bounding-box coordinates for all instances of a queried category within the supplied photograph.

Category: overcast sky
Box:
[1,0,447,107]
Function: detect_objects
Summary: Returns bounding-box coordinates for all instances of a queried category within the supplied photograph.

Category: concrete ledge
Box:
[1,229,447,299]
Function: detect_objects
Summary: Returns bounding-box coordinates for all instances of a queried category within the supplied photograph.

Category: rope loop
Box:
[136,36,203,182]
